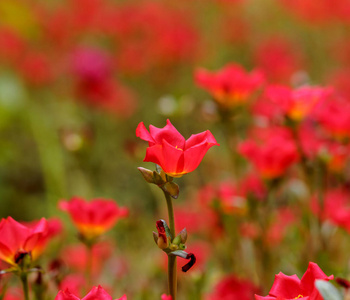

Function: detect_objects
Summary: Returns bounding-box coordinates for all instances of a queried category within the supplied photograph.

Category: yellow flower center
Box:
[294,295,304,299]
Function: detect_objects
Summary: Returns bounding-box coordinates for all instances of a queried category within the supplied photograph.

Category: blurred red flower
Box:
[136,119,219,177]
[70,47,137,117]
[0,217,48,265]
[207,275,260,300]
[254,37,303,84]
[311,188,350,233]
[25,217,62,259]
[238,127,299,179]
[59,197,128,240]
[255,262,333,300]
[55,285,126,300]
[195,63,264,108]
[312,96,350,140]
[253,85,332,123]
[61,242,112,276]
[111,2,199,76]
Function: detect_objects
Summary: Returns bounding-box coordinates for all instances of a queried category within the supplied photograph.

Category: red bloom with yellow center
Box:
[0,217,48,266]
[195,63,264,108]
[59,197,128,240]
[55,285,126,300]
[255,262,333,300]
[136,119,219,177]
[238,128,299,179]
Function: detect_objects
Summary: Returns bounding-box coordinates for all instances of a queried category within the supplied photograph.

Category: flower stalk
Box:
[163,190,177,300]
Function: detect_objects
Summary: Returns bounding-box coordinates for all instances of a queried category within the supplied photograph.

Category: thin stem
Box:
[163,190,177,300]
[85,243,93,291]
[21,273,30,300]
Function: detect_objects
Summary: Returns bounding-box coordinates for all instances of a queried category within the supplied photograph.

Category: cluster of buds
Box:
[138,166,179,199]
[153,220,196,272]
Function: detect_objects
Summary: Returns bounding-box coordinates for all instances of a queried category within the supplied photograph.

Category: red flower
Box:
[55,285,126,300]
[208,275,261,300]
[0,217,48,265]
[136,119,219,177]
[238,128,299,179]
[26,217,62,260]
[161,295,172,300]
[195,63,264,108]
[255,262,333,300]
[59,197,128,240]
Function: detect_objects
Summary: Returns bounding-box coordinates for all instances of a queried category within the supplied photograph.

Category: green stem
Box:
[20,273,30,300]
[163,190,177,300]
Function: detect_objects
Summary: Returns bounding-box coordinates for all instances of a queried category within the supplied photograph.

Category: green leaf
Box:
[315,280,342,300]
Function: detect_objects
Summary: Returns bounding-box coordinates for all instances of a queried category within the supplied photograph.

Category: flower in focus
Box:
[0,217,48,266]
[55,285,126,300]
[195,63,264,108]
[136,119,219,177]
[59,197,128,240]
[255,262,333,300]
[238,128,299,179]
[207,275,261,300]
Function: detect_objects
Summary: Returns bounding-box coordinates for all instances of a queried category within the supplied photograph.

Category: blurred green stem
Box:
[20,273,30,300]
[26,95,66,216]
[163,190,177,300]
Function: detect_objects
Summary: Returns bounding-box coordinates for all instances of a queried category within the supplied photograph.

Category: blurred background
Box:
[1,0,350,299]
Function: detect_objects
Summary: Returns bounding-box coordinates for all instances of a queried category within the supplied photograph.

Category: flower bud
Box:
[162,182,179,199]
[156,221,169,250]
[153,171,166,185]
[138,167,155,183]
[169,244,179,251]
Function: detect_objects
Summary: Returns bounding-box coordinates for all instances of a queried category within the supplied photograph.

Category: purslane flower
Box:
[136,119,219,177]
[55,285,126,300]
[0,217,48,266]
[59,197,128,240]
[195,63,264,108]
[255,262,333,300]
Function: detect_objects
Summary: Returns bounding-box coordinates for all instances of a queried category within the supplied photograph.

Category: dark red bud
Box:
[181,253,196,272]
[336,277,350,289]
[156,221,167,244]
[14,250,30,264]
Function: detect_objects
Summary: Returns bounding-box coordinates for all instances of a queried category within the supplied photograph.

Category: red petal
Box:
[183,139,216,174]
[185,130,219,150]
[55,289,80,300]
[269,272,301,298]
[300,262,334,296]
[82,286,113,300]
[161,139,184,175]
[136,122,155,145]
[149,120,185,149]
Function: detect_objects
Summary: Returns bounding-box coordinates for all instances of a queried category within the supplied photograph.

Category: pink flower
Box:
[136,119,219,177]
[55,285,126,300]
[59,197,128,240]
[255,262,333,300]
